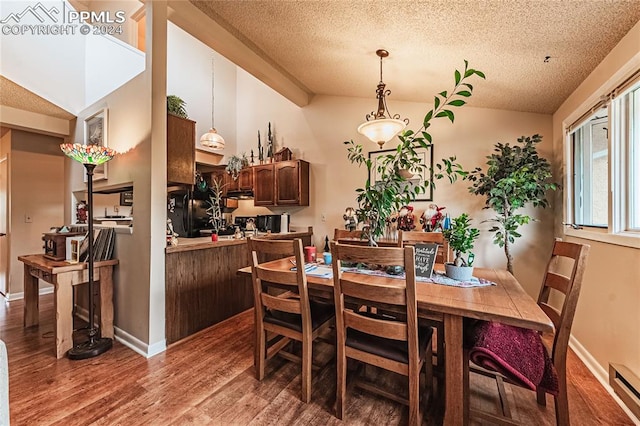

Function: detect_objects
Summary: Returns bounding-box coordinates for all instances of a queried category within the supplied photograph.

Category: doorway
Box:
[0,154,8,296]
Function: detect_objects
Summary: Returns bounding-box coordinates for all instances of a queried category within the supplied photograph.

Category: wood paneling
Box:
[165,243,253,343]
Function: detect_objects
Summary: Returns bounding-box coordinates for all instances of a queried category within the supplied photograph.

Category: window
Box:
[629,87,640,230]
[572,108,608,227]
[567,74,640,242]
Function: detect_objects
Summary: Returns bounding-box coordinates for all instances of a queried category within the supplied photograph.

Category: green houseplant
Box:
[225,153,248,180]
[442,213,480,280]
[466,134,558,274]
[345,61,485,245]
[167,95,188,118]
[206,177,225,233]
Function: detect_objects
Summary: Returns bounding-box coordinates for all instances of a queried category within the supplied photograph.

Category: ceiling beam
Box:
[166,0,311,108]
[0,106,72,137]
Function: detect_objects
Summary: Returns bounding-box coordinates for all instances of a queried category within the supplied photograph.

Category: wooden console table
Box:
[18,254,118,358]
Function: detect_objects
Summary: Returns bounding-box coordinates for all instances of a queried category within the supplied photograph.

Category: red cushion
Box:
[466,321,559,395]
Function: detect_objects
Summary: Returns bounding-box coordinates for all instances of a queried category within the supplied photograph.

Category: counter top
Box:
[165,228,313,254]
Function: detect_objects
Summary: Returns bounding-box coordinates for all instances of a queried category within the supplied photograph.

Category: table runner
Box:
[305,264,495,288]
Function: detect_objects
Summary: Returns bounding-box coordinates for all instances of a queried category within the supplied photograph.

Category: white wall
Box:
[167,22,237,160]
[9,131,65,296]
[234,68,555,297]
[0,0,144,115]
[552,20,640,378]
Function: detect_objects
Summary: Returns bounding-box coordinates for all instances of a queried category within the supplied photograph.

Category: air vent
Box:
[609,363,640,419]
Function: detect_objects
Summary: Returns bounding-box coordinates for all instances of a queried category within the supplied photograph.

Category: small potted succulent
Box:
[442,213,480,281]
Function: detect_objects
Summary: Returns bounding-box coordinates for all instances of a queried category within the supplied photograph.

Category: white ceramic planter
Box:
[445,263,474,281]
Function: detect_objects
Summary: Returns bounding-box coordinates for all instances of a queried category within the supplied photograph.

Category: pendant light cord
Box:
[211,56,215,130]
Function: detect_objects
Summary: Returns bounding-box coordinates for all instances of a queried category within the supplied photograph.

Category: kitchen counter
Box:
[165,228,314,254]
[164,227,313,343]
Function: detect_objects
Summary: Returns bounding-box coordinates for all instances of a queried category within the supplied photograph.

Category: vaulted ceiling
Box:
[190,0,640,114]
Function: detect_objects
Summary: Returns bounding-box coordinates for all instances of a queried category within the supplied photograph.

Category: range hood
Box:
[226,189,254,200]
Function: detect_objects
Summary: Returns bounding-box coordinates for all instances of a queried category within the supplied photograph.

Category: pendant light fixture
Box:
[200,57,225,150]
[358,49,408,149]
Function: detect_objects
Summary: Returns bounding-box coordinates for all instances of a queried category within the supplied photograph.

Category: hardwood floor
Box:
[0,294,634,425]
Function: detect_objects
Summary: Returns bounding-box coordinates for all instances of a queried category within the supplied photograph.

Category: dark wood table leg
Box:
[23,265,39,327]
[444,314,465,426]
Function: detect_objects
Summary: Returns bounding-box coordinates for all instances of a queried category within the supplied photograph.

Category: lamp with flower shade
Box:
[60,143,118,359]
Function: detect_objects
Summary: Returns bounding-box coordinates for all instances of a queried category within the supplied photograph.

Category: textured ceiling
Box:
[190,0,640,114]
[0,76,75,120]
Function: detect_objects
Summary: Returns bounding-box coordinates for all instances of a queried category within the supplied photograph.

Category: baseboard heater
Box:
[610,363,640,420]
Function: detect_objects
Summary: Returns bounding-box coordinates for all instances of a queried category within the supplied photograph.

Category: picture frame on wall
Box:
[368,144,434,201]
[84,108,108,181]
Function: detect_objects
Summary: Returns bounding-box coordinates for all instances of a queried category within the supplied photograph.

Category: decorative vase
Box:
[445,263,474,281]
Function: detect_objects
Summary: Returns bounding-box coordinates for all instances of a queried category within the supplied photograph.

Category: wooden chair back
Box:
[332,243,418,363]
[248,237,312,335]
[333,228,364,241]
[537,239,590,367]
[398,230,451,264]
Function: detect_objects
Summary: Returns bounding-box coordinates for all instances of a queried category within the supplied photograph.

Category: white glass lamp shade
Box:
[357,118,406,148]
[200,128,225,150]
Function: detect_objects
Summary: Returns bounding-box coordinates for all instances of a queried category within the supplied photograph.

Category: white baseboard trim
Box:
[114,326,166,359]
[6,285,54,301]
[569,335,640,425]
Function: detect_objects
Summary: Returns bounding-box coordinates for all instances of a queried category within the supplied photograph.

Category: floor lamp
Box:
[60,143,117,360]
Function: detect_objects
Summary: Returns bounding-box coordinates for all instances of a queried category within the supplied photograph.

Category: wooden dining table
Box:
[238,259,553,425]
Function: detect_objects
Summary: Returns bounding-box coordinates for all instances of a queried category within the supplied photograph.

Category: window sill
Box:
[565,227,640,249]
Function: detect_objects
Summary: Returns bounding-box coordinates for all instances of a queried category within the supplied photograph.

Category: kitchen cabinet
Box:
[276,160,309,206]
[253,163,275,206]
[239,168,253,191]
[167,114,196,185]
[253,160,309,207]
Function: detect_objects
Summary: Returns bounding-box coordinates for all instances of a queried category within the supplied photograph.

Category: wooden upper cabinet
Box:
[208,166,227,195]
[225,171,239,193]
[239,168,253,191]
[253,164,275,206]
[275,160,309,206]
[167,114,196,185]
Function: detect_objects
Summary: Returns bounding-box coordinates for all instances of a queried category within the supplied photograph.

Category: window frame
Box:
[564,75,640,249]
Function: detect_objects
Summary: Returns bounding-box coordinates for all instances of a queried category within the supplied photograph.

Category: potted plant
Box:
[206,177,226,234]
[167,95,188,118]
[345,61,485,246]
[442,213,480,281]
[225,153,248,180]
[466,134,558,274]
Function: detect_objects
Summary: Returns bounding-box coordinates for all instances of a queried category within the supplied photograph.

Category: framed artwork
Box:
[120,191,133,206]
[368,145,434,201]
[84,108,108,181]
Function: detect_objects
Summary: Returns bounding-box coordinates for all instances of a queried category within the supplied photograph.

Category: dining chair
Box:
[330,242,433,425]
[397,230,450,380]
[464,239,590,426]
[333,228,364,242]
[248,237,335,403]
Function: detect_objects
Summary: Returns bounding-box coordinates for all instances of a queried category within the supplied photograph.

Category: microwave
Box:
[256,214,288,233]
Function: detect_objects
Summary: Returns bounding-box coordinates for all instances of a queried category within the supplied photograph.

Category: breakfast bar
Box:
[164,228,313,343]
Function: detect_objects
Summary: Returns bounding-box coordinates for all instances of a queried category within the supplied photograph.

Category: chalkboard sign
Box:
[414,243,439,278]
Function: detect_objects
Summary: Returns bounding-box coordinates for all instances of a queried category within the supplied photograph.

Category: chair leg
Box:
[554,373,570,426]
[463,348,470,425]
[301,337,312,403]
[336,347,346,419]
[408,378,420,425]
[256,328,266,380]
[536,387,546,406]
